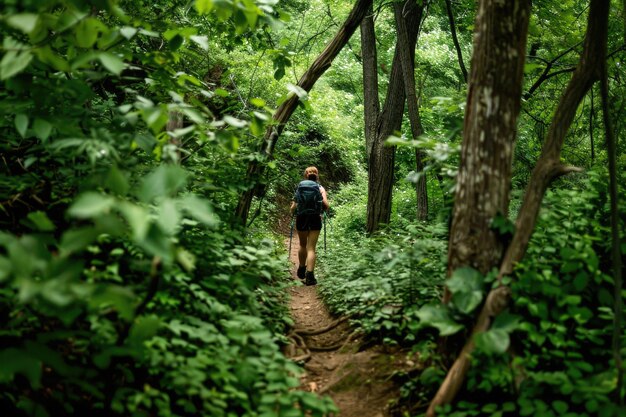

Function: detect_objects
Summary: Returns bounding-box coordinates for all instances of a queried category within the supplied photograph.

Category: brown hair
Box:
[304,166,319,182]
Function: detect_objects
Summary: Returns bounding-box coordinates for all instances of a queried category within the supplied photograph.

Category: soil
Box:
[284,238,421,417]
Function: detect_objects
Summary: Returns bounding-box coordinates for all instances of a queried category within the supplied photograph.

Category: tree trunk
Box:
[445,0,531,299]
[365,1,422,233]
[394,0,428,222]
[445,0,468,83]
[235,0,374,224]
[427,1,609,414]
[361,5,379,163]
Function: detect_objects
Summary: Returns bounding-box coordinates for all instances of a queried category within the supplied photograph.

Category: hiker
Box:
[290,166,329,286]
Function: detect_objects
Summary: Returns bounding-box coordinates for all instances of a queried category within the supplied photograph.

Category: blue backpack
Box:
[294,180,323,216]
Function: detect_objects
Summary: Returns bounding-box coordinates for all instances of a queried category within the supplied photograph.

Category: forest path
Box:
[284,238,414,417]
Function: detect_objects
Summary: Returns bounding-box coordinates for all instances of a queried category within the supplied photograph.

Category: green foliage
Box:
[318,202,448,345]
[0,0,337,416]
[431,173,626,417]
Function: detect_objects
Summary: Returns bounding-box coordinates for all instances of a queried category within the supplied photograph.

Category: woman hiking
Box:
[290,166,330,286]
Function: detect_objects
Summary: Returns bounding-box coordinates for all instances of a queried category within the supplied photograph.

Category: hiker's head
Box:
[304,166,319,182]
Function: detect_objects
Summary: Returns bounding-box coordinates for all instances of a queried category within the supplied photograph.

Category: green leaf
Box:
[0,49,33,80]
[139,165,188,202]
[196,0,214,14]
[59,227,101,254]
[137,223,173,262]
[190,35,209,51]
[447,267,485,314]
[15,114,28,138]
[25,211,55,232]
[157,198,180,235]
[286,83,307,99]
[98,53,125,75]
[0,348,42,388]
[492,313,521,332]
[552,400,568,414]
[179,195,219,227]
[6,13,39,34]
[0,256,12,282]
[120,26,138,39]
[176,248,196,271]
[105,165,129,195]
[75,18,99,48]
[89,285,135,321]
[117,202,150,240]
[416,304,464,336]
[33,119,52,141]
[128,315,161,347]
[68,192,115,218]
[250,98,266,107]
[168,34,184,51]
[474,329,510,354]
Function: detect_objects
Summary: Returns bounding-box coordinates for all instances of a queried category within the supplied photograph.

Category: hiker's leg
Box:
[297,230,308,268]
[306,230,321,272]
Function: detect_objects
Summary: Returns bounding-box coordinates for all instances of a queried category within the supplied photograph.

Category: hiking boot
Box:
[305,271,317,286]
[297,266,306,279]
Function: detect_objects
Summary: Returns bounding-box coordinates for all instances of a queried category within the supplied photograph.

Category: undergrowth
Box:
[315,171,626,417]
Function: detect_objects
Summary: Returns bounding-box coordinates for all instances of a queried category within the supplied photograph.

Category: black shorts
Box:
[296,214,322,231]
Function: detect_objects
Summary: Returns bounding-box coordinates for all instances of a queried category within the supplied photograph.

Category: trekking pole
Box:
[323,211,327,253]
[289,215,295,259]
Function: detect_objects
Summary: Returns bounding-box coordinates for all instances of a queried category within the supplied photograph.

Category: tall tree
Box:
[445,0,468,83]
[444,0,531,300]
[394,0,428,221]
[428,0,610,414]
[364,0,425,233]
[235,0,374,224]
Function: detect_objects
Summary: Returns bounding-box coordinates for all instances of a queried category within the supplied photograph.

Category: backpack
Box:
[294,180,323,216]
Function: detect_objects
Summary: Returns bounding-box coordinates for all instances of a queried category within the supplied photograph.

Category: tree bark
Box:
[445,0,468,83]
[395,0,428,221]
[235,0,374,224]
[445,0,531,296]
[428,1,609,414]
[361,5,379,163]
[365,1,422,233]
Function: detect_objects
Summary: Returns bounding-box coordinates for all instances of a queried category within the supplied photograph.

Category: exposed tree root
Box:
[308,330,361,352]
[292,314,354,336]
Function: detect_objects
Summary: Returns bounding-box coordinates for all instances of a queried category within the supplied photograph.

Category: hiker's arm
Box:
[290,201,297,215]
[321,187,330,211]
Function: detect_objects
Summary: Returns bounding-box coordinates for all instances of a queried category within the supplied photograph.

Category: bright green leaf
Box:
[68,192,115,218]
[15,114,28,137]
[26,211,55,232]
[6,13,39,34]
[33,119,52,141]
[98,53,125,75]
[179,195,219,227]
[0,49,33,80]
[474,329,510,354]
[416,304,464,336]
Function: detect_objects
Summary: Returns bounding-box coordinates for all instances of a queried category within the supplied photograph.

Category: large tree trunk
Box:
[234,0,374,224]
[366,1,423,233]
[427,1,609,414]
[444,0,531,300]
[361,5,379,163]
[394,0,428,221]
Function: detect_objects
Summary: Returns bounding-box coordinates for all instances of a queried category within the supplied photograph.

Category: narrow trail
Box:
[284,238,417,417]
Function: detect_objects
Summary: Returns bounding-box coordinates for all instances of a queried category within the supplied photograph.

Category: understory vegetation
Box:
[319,171,626,416]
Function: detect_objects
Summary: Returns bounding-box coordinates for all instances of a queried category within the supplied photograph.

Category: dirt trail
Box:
[284,238,417,417]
